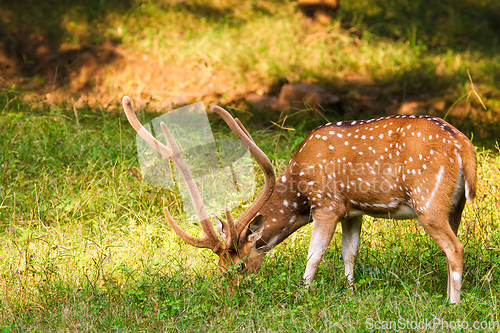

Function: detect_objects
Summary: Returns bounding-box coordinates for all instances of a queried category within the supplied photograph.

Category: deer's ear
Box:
[245,215,265,243]
[214,215,226,239]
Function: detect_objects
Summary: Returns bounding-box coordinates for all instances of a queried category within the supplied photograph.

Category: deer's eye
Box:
[237,261,246,272]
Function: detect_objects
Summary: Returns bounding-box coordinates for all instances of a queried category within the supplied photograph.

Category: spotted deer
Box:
[122,96,476,304]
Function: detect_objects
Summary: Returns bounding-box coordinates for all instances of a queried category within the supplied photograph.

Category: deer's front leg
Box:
[303,208,342,288]
[341,216,363,287]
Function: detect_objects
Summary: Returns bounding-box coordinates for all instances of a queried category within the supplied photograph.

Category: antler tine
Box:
[224,207,237,247]
[211,106,276,235]
[159,122,222,251]
[163,207,202,247]
[122,96,172,158]
[235,118,255,144]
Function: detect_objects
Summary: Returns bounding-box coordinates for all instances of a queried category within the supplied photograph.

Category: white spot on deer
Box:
[329,145,334,150]
[272,218,277,222]
[419,154,423,160]
[417,132,421,137]
[283,200,289,207]
[424,166,445,209]
[423,164,427,169]
[329,131,335,135]
[315,134,321,138]
[352,146,357,149]
[361,135,366,139]
[379,134,384,139]
[388,130,393,135]
[308,181,315,185]
[409,157,413,162]
[299,171,305,176]
[337,121,342,125]
[290,215,297,224]
[345,141,349,145]
[337,133,343,138]
[407,124,411,129]
[282,175,287,182]
[351,121,356,125]
[370,136,374,139]
[322,136,327,140]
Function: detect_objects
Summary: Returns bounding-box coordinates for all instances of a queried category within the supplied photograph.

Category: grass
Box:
[113,0,500,101]
[1,0,500,331]
[1,0,500,143]
[0,90,499,332]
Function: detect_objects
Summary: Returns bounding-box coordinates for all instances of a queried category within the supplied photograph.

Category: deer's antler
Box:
[210,106,276,238]
[122,97,275,253]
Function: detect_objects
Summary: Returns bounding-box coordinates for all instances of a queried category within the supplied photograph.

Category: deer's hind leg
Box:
[417,208,464,304]
[445,195,467,301]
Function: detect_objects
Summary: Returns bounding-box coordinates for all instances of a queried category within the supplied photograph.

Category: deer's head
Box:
[122,97,275,275]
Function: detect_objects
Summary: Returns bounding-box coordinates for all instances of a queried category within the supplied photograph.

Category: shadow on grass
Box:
[239,63,499,150]
[0,0,134,86]
[340,0,500,54]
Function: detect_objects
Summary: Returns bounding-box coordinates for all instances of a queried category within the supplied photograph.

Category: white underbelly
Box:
[346,204,418,220]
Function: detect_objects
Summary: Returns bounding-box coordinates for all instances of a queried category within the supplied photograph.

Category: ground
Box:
[1,0,499,147]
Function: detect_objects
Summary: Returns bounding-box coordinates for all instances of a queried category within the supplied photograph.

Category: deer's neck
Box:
[255,167,311,251]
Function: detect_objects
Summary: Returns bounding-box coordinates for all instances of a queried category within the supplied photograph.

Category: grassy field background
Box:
[1,0,500,331]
